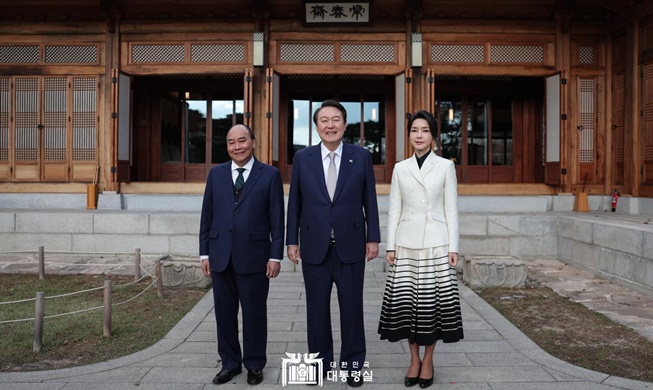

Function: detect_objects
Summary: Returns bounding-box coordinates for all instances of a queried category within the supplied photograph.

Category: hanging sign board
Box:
[304,1,371,26]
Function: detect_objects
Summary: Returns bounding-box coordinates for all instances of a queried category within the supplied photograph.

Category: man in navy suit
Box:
[286,100,380,387]
[200,124,284,386]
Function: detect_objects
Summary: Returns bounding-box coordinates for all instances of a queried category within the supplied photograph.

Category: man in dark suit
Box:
[200,124,284,386]
[286,100,380,387]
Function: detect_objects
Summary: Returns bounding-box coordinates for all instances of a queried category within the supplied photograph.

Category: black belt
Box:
[329,238,336,246]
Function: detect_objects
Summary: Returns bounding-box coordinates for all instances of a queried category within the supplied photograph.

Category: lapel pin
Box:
[349,159,353,163]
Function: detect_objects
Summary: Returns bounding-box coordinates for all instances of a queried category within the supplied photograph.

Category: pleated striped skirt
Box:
[378,245,464,345]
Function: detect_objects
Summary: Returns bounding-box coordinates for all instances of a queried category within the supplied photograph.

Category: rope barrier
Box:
[45,285,106,299]
[113,279,158,306]
[0,297,36,305]
[1,272,156,305]
[113,273,151,288]
[0,277,160,325]
[0,250,138,255]
[138,263,157,278]
[0,249,169,327]
[139,254,158,265]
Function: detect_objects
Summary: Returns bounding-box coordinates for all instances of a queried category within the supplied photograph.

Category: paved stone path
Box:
[1,257,652,389]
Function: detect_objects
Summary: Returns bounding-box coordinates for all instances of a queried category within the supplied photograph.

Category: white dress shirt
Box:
[231,157,254,183]
[320,141,343,180]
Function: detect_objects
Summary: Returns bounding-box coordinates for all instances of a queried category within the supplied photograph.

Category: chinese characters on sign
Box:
[304,2,371,25]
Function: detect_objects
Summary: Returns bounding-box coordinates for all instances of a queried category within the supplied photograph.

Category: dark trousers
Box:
[212,261,269,371]
[302,244,366,373]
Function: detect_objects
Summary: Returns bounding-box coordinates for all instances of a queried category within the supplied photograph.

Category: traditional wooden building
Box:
[0,0,651,199]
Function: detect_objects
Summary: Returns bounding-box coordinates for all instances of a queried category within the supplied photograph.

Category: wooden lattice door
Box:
[0,76,98,183]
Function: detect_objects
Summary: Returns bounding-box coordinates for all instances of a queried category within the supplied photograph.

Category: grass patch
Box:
[476,284,653,383]
[0,273,208,371]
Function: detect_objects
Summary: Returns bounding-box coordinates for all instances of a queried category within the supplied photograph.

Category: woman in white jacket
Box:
[378,110,464,389]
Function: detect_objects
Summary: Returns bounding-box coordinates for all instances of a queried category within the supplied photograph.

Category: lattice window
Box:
[14,78,39,162]
[644,63,653,184]
[132,44,185,63]
[578,46,595,65]
[340,44,395,62]
[646,146,653,161]
[578,79,595,163]
[190,44,245,62]
[0,78,8,162]
[43,78,68,162]
[72,78,97,161]
[279,44,335,62]
[45,45,98,64]
[490,45,543,63]
[430,45,484,63]
[0,46,39,64]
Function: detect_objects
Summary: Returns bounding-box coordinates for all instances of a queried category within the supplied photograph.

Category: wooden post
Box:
[38,246,45,280]
[103,279,112,338]
[134,248,141,282]
[156,260,164,298]
[33,292,44,353]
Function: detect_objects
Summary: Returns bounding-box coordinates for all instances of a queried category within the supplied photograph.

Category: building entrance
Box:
[129,75,244,182]
[433,76,545,183]
[278,75,396,182]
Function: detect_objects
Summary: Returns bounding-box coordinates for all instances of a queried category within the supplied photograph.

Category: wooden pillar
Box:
[556,10,573,193]
[624,14,639,196]
[604,28,614,195]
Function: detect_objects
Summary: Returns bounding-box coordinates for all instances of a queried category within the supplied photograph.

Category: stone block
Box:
[169,234,198,256]
[150,214,200,235]
[593,224,643,257]
[0,212,15,232]
[97,193,122,210]
[519,215,556,236]
[487,215,520,236]
[460,215,487,236]
[510,236,557,258]
[462,255,527,288]
[160,257,211,288]
[17,212,93,233]
[93,213,149,234]
[461,237,511,256]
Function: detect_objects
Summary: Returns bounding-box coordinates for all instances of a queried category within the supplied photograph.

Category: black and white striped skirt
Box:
[378,245,464,345]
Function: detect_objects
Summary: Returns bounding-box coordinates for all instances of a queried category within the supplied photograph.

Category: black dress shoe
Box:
[346,375,363,387]
[247,369,263,385]
[404,363,421,387]
[418,365,433,388]
[212,367,242,384]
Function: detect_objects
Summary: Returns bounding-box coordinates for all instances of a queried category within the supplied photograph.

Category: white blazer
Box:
[386,152,459,253]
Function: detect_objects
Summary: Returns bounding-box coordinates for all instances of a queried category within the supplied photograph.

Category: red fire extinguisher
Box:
[611,189,620,212]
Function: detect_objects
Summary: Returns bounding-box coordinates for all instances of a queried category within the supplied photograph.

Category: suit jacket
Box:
[286,143,381,264]
[386,152,459,253]
[199,158,284,274]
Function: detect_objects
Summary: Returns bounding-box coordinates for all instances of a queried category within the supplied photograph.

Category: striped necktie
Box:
[234,168,245,199]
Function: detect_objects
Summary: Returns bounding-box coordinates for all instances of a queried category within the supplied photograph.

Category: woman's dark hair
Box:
[407,110,437,137]
[313,99,348,124]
